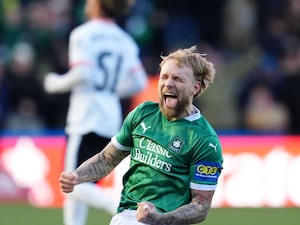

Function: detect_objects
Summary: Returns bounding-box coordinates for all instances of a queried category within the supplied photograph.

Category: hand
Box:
[136,201,159,224]
[59,171,79,193]
[44,72,59,93]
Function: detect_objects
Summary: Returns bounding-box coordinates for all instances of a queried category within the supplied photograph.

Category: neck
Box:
[185,105,197,116]
[166,105,196,121]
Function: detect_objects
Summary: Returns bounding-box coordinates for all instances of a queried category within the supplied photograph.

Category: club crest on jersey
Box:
[168,137,184,153]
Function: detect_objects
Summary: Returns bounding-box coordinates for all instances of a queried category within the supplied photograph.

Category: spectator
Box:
[6,41,46,131]
[277,37,300,133]
[0,57,9,128]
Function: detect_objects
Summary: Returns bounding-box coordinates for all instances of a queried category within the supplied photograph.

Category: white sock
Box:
[64,197,88,225]
[69,182,119,215]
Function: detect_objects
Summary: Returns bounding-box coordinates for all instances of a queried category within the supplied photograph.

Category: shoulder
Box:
[101,23,139,53]
[70,20,104,39]
[130,101,159,117]
[189,115,222,148]
[126,101,159,123]
[70,22,88,37]
[117,29,139,54]
[69,23,91,46]
[189,116,223,161]
[188,114,218,139]
[134,101,159,113]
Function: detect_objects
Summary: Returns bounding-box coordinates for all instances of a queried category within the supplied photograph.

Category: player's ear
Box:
[193,80,201,97]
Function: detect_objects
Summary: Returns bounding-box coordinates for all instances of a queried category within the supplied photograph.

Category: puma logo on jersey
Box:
[209,143,218,152]
[141,122,152,134]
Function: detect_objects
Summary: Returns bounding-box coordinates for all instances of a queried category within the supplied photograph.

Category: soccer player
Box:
[59,46,223,225]
[43,0,147,225]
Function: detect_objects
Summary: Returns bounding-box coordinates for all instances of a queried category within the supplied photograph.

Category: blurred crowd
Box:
[1,0,300,134]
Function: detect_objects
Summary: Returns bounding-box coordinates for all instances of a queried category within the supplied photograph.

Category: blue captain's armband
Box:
[194,161,222,183]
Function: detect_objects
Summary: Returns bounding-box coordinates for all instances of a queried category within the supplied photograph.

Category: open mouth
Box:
[164,93,178,108]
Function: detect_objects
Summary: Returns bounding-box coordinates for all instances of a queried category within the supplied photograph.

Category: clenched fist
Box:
[136,201,159,224]
[59,171,79,193]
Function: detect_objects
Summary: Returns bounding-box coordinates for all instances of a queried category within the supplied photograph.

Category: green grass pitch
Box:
[0,203,299,225]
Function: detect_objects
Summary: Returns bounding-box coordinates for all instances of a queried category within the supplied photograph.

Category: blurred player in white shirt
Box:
[43,0,147,225]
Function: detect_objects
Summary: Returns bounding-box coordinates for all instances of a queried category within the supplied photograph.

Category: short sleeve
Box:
[189,136,223,189]
[113,104,141,148]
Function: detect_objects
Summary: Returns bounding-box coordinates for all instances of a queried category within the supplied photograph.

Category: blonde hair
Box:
[160,46,216,97]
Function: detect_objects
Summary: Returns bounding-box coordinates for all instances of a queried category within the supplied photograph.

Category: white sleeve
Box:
[116,64,148,98]
[43,66,90,93]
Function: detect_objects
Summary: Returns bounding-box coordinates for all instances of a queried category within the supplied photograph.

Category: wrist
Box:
[72,172,80,185]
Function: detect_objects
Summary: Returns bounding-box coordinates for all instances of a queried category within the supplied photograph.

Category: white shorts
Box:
[109,210,149,225]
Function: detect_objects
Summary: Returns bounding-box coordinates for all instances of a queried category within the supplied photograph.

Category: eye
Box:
[160,74,168,80]
[174,76,180,81]
[174,76,184,83]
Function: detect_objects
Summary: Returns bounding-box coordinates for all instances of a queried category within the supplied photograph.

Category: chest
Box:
[130,117,196,173]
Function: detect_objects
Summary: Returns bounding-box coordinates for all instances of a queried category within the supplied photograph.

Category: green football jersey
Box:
[113,101,223,213]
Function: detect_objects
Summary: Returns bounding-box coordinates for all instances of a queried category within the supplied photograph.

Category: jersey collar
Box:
[185,105,201,121]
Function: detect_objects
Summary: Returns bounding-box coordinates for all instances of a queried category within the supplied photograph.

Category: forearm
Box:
[44,67,86,93]
[140,190,214,225]
[158,200,211,225]
[74,142,129,184]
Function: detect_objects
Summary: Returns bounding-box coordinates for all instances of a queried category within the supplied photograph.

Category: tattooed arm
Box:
[136,189,214,225]
[59,141,129,193]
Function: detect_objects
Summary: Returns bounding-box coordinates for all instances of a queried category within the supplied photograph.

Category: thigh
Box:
[109,210,148,225]
[64,134,82,171]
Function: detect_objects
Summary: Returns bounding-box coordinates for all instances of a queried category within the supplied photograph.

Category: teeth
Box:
[164,93,176,97]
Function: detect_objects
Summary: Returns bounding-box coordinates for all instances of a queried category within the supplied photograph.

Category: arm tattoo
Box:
[75,142,129,184]
[154,190,214,225]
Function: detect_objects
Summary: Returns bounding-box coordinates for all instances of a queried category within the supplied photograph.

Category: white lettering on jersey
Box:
[133,148,172,172]
[139,137,172,158]
[133,137,173,173]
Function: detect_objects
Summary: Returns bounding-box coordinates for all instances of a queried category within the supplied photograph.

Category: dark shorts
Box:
[71,132,110,167]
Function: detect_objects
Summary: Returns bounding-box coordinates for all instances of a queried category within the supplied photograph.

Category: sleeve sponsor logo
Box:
[194,161,221,183]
